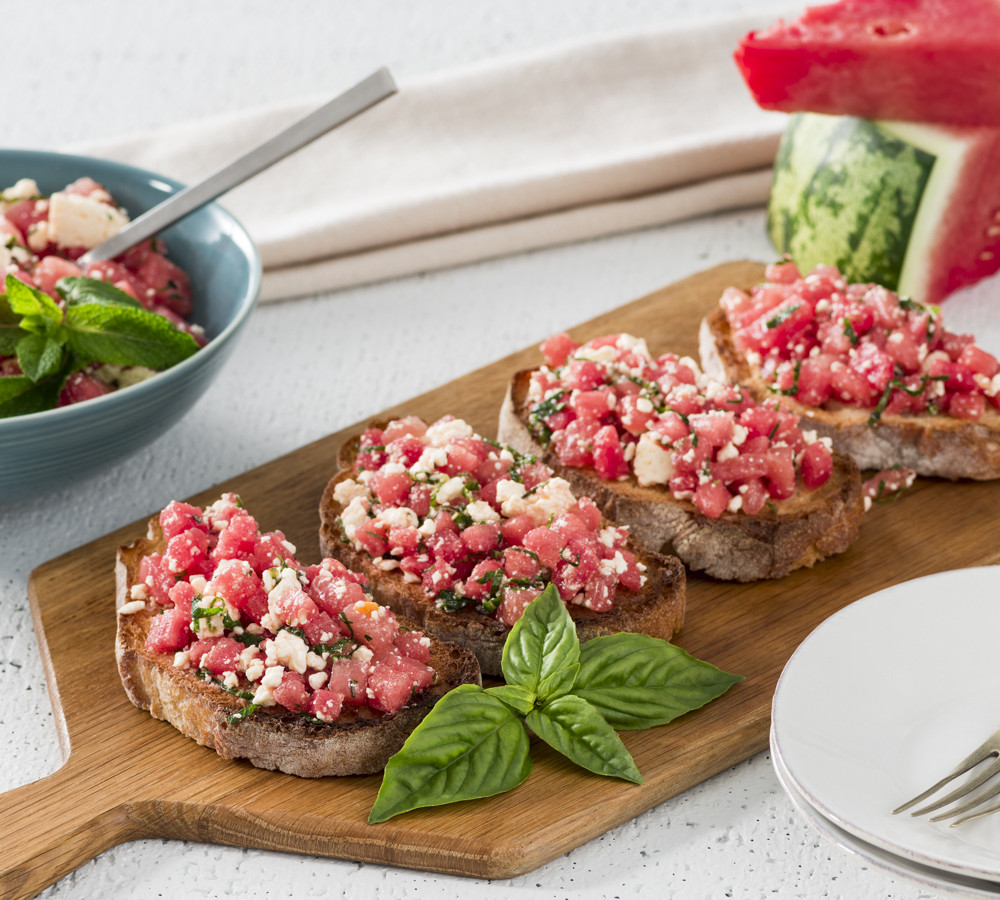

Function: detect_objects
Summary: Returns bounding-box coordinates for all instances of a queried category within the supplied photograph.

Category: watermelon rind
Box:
[767,114,934,292]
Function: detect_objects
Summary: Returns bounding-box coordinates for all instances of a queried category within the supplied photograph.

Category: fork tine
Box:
[908,756,1000,817]
[951,793,1000,826]
[893,724,1000,815]
[930,769,1000,823]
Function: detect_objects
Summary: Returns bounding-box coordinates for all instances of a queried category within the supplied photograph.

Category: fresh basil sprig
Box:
[0,274,199,418]
[368,586,742,823]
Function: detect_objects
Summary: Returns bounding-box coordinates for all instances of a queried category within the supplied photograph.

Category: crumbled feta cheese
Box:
[379,506,419,529]
[245,659,265,683]
[465,499,500,523]
[222,671,239,689]
[633,432,674,486]
[26,221,50,252]
[716,441,738,462]
[0,178,40,203]
[252,665,286,706]
[495,479,526,505]
[424,417,474,447]
[129,583,149,601]
[410,445,449,475]
[599,551,629,577]
[308,671,329,691]
[499,476,576,524]
[260,612,282,634]
[351,645,374,663]
[188,574,208,593]
[333,478,370,507]
[117,599,146,615]
[265,629,310,674]
[173,650,191,668]
[339,496,370,543]
[574,344,618,363]
[266,566,309,626]
[47,190,129,249]
[434,476,467,505]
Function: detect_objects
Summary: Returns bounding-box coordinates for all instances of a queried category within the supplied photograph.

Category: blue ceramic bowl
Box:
[0,150,261,504]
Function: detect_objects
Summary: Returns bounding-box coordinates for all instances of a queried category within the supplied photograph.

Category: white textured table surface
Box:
[0,2,971,898]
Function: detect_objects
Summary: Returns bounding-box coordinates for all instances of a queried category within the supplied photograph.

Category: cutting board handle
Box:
[0,756,136,900]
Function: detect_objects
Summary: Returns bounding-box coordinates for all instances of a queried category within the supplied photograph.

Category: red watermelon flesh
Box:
[735,0,1000,126]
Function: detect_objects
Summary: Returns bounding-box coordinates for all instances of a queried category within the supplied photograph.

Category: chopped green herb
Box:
[765,303,801,329]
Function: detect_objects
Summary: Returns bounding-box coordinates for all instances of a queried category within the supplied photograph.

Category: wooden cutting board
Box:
[6,260,1000,900]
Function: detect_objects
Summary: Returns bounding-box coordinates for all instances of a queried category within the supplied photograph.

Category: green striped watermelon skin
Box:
[767,113,1000,304]
[736,0,1000,126]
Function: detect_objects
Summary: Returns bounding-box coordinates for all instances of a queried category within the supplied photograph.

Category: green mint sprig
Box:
[367,585,742,823]
[0,273,199,418]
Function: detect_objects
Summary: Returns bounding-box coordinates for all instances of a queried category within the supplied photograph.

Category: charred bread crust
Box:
[317,428,687,677]
[498,368,865,582]
[699,307,1000,481]
[115,520,481,778]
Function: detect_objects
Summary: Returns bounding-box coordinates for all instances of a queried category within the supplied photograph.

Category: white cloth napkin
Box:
[73,14,786,302]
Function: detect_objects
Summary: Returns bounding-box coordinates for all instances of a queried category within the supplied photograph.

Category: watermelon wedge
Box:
[768,113,1000,305]
[736,0,1000,126]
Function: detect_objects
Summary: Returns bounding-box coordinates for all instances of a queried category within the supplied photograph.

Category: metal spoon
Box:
[78,67,397,265]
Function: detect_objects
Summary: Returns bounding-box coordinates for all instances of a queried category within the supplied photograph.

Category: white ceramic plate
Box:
[771,728,1000,897]
[771,566,1000,883]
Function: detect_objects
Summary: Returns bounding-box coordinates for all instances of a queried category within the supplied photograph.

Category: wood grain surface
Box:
[6,260,1000,899]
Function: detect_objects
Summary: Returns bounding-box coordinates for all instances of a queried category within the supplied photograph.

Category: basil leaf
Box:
[573,633,742,730]
[16,331,65,382]
[0,295,22,356]
[0,373,63,418]
[369,685,531,823]
[485,684,536,716]
[538,661,579,701]
[58,276,143,309]
[5,275,62,333]
[64,303,198,370]
[526,694,642,784]
[501,584,579,698]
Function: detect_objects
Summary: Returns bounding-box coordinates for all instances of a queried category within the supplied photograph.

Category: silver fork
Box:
[894,724,1000,826]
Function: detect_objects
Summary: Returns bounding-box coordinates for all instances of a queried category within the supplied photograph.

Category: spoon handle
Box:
[79,67,397,265]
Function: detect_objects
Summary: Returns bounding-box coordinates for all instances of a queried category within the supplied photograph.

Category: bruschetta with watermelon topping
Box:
[115,494,480,777]
[498,332,865,582]
[699,260,1000,480]
[318,416,686,676]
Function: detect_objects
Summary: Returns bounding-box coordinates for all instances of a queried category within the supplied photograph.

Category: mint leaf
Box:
[16,331,65,382]
[5,275,62,334]
[64,303,198,370]
[573,633,743,730]
[0,373,63,418]
[59,276,143,309]
[369,684,531,824]
[527,694,642,784]
[485,684,535,716]
[501,583,579,697]
[0,295,22,356]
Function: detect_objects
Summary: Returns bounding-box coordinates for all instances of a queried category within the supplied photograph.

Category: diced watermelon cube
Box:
[367,653,436,714]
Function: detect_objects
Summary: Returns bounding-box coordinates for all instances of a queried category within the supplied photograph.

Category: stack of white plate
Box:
[770,566,1000,897]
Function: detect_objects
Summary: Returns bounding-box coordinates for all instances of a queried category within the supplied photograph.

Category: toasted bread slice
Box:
[499,368,865,582]
[116,519,481,778]
[700,307,1000,481]
[318,425,686,677]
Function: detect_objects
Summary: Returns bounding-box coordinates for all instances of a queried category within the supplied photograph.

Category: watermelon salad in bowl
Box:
[0,149,261,504]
